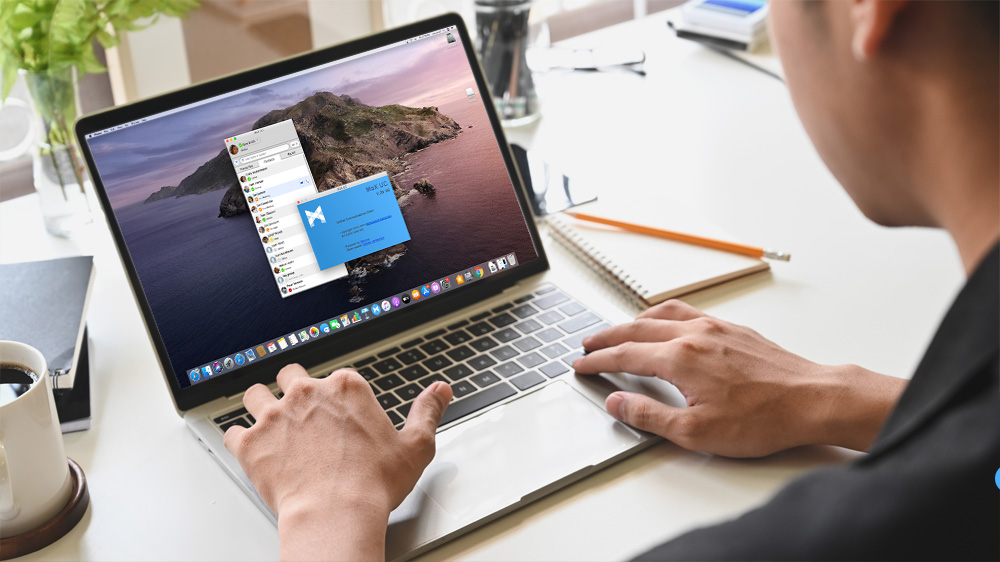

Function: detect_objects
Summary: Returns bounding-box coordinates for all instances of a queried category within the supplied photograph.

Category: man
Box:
[223,0,998,559]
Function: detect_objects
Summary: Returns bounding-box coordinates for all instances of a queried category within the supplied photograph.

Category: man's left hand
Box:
[224,364,453,561]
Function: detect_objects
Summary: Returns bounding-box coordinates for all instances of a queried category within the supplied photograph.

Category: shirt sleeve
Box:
[633,365,998,561]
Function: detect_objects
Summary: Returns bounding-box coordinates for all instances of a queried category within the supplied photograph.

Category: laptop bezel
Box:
[76,13,550,413]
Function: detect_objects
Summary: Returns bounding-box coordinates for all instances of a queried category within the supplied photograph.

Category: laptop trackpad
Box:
[415,381,641,521]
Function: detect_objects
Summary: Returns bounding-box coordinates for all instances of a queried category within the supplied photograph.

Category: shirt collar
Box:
[868,241,999,457]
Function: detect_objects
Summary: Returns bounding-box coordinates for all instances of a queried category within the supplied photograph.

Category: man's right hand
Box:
[572,300,906,457]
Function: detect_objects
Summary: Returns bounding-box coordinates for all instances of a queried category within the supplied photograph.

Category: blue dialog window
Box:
[297,172,411,270]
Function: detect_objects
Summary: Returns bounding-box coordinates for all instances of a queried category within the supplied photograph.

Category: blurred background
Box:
[0,0,681,201]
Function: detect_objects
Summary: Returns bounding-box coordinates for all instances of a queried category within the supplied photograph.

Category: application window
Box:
[296,172,411,271]
[225,119,348,298]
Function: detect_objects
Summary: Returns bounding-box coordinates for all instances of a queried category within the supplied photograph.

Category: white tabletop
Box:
[2,9,964,561]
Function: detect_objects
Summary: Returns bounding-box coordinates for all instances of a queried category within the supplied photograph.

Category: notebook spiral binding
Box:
[546,214,648,309]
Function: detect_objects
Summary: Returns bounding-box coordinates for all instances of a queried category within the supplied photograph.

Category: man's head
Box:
[769,0,998,229]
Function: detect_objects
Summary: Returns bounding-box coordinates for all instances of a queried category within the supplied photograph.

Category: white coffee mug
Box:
[0,341,72,538]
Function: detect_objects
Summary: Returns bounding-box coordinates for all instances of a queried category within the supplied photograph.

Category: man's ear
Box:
[850,0,911,61]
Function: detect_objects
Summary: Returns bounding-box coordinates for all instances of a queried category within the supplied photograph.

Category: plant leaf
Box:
[0,0,197,78]
[8,5,43,31]
[51,0,88,45]
[79,41,105,73]
[96,28,118,48]
[1,51,18,102]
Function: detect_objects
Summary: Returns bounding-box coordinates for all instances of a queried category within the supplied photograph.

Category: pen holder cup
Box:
[475,0,540,126]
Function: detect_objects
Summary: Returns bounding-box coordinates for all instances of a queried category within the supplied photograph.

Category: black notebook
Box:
[0,256,95,432]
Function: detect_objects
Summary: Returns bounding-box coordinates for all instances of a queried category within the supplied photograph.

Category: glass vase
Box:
[23,68,93,237]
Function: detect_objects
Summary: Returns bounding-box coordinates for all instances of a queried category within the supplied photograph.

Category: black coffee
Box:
[0,363,39,407]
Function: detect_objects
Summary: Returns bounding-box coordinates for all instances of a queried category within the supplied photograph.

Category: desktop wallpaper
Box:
[87,32,538,386]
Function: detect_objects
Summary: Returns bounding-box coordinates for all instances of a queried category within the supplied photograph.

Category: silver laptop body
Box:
[77,14,682,560]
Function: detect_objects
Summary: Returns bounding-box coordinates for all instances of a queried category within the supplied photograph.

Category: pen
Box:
[562,211,791,261]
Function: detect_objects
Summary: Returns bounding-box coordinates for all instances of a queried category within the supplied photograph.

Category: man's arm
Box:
[635,357,999,560]
[572,300,906,457]
[224,364,452,561]
[277,499,389,561]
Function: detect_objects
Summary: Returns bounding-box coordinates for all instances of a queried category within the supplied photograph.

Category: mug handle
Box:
[0,432,18,520]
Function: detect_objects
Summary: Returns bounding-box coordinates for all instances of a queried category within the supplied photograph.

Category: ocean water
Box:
[114,97,538,382]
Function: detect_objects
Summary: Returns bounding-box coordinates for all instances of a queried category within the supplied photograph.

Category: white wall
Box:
[308,0,376,48]
[106,15,191,104]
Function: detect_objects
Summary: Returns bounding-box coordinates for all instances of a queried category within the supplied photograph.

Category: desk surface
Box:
[2,9,963,561]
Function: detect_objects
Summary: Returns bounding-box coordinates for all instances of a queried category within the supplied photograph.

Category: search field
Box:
[237,143,290,164]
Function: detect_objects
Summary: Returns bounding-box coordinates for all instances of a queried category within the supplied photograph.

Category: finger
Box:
[243,383,277,417]
[401,381,453,444]
[605,391,685,439]
[275,363,310,392]
[572,341,666,376]
[223,424,248,457]
[582,318,687,352]
[638,299,706,322]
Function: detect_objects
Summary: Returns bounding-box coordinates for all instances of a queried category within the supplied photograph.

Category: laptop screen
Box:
[84,25,538,389]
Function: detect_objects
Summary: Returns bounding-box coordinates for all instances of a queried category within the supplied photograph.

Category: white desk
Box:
[2,10,963,561]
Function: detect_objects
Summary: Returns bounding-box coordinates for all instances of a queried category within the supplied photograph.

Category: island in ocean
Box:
[142,91,462,218]
[142,91,462,290]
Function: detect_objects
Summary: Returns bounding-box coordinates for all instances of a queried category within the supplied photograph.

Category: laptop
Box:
[77,14,682,560]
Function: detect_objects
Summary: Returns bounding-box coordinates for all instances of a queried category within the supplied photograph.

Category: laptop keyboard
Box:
[214,286,611,433]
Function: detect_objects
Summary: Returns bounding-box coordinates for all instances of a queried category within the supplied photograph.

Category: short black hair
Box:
[973,0,999,39]
[804,0,998,40]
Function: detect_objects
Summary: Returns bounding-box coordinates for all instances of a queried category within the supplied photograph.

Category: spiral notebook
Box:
[547,209,770,308]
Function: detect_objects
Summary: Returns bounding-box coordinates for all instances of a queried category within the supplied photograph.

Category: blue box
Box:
[297,173,411,270]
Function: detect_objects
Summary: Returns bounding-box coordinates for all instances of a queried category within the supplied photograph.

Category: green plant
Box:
[0,0,198,142]
[1,0,197,200]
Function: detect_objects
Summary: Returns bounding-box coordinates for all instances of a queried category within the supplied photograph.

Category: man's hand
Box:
[572,300,906,458]
[224,364,453,561]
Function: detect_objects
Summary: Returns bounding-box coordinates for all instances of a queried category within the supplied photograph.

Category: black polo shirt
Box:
[638,243,999,561]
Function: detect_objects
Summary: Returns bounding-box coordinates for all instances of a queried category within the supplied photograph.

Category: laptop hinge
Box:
[219,274,548,402]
